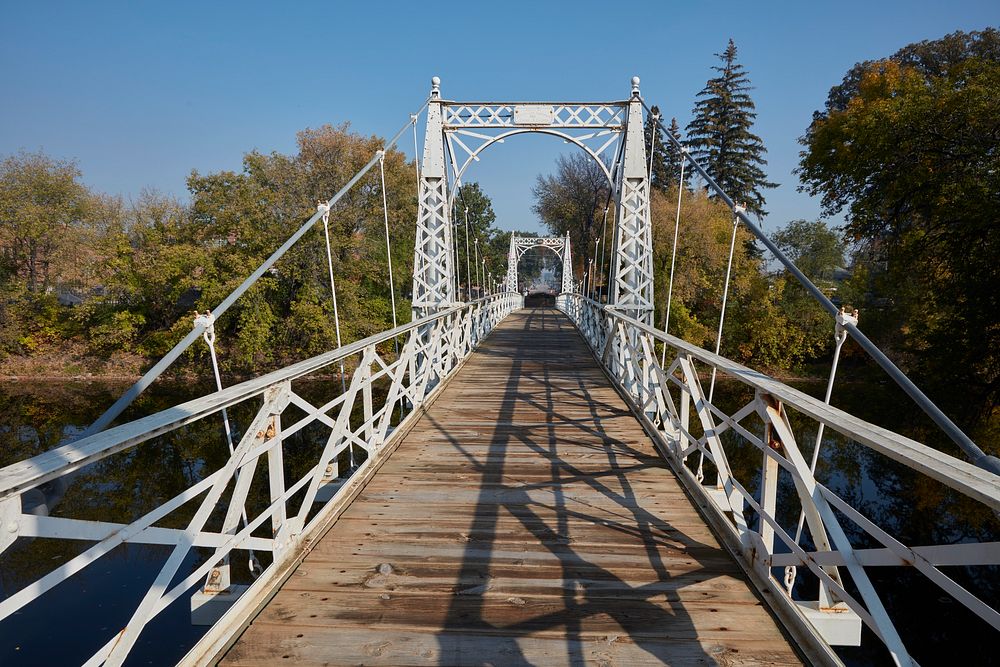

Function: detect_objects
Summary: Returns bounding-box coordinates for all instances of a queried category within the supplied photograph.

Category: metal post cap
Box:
[431,76,441,95]
[631,76,641,95]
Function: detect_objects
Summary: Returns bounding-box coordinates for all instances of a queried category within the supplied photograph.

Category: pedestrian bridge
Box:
[0,78,998,666]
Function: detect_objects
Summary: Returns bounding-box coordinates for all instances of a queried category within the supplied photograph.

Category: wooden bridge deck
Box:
[222,309,802,666]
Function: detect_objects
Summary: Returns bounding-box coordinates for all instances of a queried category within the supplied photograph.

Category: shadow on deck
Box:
[221,308,801,666]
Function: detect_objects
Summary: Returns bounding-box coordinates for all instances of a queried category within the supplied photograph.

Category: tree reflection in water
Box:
[698,377,1000,667]
[0,378,384,666]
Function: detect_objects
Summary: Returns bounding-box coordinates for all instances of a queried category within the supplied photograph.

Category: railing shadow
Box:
[435,307,726,665]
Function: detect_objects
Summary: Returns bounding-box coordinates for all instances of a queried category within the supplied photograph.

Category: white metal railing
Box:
[0,292,521,667]
[558,293,1000,667]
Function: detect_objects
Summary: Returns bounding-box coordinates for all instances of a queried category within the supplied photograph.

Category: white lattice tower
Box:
[506,235,518,293]
[561,232,573,294]
[610,77,654,324]
[411,77,456,318]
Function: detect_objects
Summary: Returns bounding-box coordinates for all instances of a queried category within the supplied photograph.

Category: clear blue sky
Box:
[1,2,996,235]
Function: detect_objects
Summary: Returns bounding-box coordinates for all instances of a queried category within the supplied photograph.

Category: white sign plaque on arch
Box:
[513,105,555,126]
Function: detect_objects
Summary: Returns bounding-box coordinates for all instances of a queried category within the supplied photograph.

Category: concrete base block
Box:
[190,585,249,626]
[794,600,862,646]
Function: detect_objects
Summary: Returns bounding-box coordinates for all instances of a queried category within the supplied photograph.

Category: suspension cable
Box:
[378,153,399,356]
[597,173,613,295]
[463,206,472,302]
[660,155,687,367]
[85,98,431,438]
[192,310,261,577]
[597,204,610,302]
[319,204,353,468]
[592,237,599,299]
[318,203,347,399]
[411,114,421,188]
[647,109,659,184]
[785,308,858,594]
[708,205,743,404]
[452,199,461,299]
[603,205,616,301]
[474,238,482,298]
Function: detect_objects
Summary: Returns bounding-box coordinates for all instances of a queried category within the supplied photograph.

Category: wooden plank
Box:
[224,625,800,666]
[222,308,802,666]
[248,589,788,642]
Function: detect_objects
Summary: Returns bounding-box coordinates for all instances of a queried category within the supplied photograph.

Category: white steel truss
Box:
[505,234,574,294]
[558,294,1000,666]
[609,78,654,324]
[440,102,626,193]
[0,293,522,667]
[411,77,653,326]
[411,79,456,317]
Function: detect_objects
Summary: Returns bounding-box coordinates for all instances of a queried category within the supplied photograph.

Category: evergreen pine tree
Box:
[643,110,689,192]
[643,105,673,193]
[663,118,687,187]
[685,39,777,217]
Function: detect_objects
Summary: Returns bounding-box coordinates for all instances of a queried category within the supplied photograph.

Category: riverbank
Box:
[0,343,846,385]
[0,343,359,383]
[0,342,147,381]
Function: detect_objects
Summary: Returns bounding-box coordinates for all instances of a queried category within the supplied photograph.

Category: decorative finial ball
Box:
[431,76,441,87]
[631,76,641,88]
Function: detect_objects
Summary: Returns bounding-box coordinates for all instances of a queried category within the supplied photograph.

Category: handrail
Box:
[0,290,523,667]
[0,297,490,501]
[558,292,1000,667]
[578,296,999,509]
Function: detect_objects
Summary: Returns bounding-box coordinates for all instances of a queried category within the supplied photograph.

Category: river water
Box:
[0,375,996,665]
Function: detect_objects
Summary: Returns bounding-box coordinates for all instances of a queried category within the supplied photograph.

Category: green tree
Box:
[454,182,497,294]
[771,219,846,360]
[685,39,776,217]
[532,152,610,274]
[183,123,417,370]
[0,152,89,293]
[797,30,1000,420]
[663,118,687,188]
[643,110,686,192]
[650,186,815,369]
[772,219,844,285]
[820,28,999,114]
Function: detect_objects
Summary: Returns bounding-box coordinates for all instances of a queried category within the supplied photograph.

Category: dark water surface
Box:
[0,375,996,665]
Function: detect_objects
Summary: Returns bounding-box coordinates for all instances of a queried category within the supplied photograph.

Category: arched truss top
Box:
[511,236,568,261]
[441,102,628,209]
[443,103,627,129]
[507,235,574,295]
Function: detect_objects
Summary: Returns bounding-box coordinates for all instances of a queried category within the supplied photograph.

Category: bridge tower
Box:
[561,231,573,295]
[410,75,653,323]
[505,235,518,294]
[411,77,455,318]
[609,77,653,324]
[503,235,573,295]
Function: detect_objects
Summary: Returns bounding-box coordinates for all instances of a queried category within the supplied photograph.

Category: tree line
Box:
[0,125,511,376]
